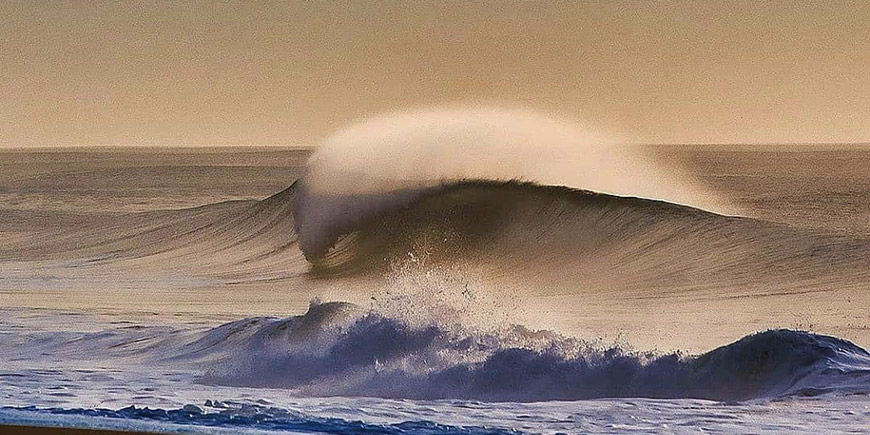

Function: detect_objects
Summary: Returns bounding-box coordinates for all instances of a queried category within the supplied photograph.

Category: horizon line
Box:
[2,142,870,152]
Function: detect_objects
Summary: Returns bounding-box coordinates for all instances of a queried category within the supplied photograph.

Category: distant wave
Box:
[140,301,863,402]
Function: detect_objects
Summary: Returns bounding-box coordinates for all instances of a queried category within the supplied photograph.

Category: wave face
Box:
[297,180,870,299]
[184,302,870,402]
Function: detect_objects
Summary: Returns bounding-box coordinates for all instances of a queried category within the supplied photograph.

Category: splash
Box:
[192,301,870,402]
[3,299,869,403]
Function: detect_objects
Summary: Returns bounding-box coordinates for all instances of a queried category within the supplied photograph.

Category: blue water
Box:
[1,405,520,435]
[0,303,869,434]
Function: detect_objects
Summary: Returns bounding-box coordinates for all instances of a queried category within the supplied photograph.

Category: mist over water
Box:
[304,107,727,202]
[295,107,737,258]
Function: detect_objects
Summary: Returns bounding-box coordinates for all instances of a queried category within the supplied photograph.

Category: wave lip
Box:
[198,301,870,402]
[295,107,736,262]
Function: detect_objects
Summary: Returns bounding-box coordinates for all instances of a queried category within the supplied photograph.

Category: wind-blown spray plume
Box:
[295,107,735,259]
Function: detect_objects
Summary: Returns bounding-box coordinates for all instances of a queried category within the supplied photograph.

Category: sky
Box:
[1,0,869,148]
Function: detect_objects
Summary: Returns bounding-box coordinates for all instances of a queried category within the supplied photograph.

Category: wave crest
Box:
[198,301,870,402]
[295,107,736,260]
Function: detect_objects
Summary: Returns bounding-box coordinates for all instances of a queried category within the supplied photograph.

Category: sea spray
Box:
[1,295,868,402]
[294,107,737,259]
[194,300,870,401]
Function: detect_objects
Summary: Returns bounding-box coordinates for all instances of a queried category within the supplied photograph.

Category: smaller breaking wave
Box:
[197,301,870,402]
[2,301,869,404]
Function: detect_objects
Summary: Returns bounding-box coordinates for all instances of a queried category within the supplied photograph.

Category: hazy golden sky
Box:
[2,1,868,147]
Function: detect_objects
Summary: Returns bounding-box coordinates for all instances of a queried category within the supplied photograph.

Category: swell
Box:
[0,183,306,284]
[299,180,870,296]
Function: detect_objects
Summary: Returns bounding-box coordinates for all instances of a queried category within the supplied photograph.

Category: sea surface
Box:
[0,145,869,434]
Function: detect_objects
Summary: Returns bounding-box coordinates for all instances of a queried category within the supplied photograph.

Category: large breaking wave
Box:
[292,178,870,314]
[293,108,870,299]
[294,107,737,261]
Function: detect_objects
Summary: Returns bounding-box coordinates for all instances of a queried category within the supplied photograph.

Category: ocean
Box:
[0,142,868,434]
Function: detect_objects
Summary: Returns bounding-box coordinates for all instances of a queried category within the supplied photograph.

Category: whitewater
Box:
[1,301,869,434]
[1,109,869,433]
